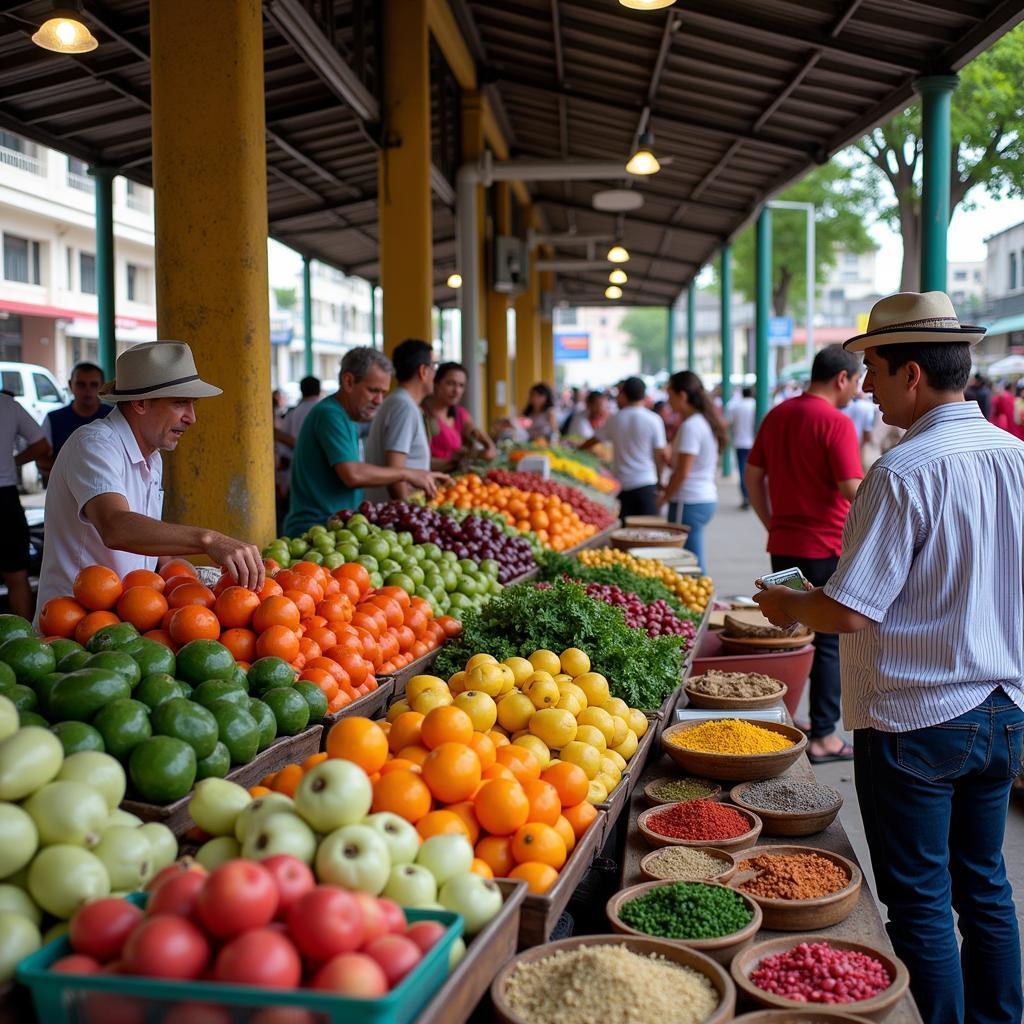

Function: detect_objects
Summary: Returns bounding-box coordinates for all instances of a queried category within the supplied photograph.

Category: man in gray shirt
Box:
[364,338,436,503]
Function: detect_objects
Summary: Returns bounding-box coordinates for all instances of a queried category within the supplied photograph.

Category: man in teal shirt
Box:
[285,347,449,534]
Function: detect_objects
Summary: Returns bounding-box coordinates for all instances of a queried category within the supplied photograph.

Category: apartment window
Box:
[0,131,41,174]
[124,180,150,213]
[65,248,73,289]
[1010,252,1018,291]
[66,156,94,193]
[80,252,97,294]
[953,270,967,282]
[126,263,144,302]
[3,235,41,284]
[843,252,858,267]
[974,270,983,283]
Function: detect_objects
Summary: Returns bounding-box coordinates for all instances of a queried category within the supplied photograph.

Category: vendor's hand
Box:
[204,533,265,592]
[752,584,800,629]
[654,488,667,509]
[481,441,497,461]
[407,469,452,498]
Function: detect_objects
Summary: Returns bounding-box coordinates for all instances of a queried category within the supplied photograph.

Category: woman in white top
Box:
[657,370,728,572]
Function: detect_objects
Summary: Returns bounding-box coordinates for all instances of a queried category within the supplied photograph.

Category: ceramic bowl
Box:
[637,801,762,852]
[660,719,807,781]
[730,781,842,837]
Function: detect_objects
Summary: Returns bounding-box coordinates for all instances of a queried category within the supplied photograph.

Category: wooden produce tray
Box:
[320,678,395,744]
[389,647,444,700]
[595,772,631,847]
[505,566,539,585]
[516,808,606,949]
[123,724,323,836]
[416,879,528,1024]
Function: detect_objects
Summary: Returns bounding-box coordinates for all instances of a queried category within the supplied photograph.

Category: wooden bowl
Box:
[639,846,738,885]
[729,844,862,930]
[732,1011,875,1023]
[610,528,686,549]
[684,679,788,711]
[638,802,762,852]
[730,781,843,837]
[731,935,911,1021]
[643,775,722,807]
[624,515,690,534]
[607,879,763,966]
[719,633,816,654]
[660,720,807,781]
[491,934,735,1024]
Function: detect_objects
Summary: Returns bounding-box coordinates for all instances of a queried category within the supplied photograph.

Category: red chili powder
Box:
[647,799,751,840]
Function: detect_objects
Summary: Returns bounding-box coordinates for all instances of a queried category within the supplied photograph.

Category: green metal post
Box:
[720,244,733,476]
[369,283,378,348]
[755,207,772,425]
[438,307,446,358]
[918,74,959,292]
[666,305,675,374]
[686,280,696,370]
[302,255,314,376]
[91,167,116,379]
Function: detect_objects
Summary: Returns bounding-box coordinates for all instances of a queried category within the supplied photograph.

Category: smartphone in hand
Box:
[754,567,811,635]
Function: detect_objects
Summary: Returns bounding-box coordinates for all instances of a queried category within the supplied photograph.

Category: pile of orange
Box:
[258,713,599,894]
[429,474,596,551]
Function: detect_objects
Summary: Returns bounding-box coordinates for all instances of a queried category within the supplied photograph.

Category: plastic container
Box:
[18,893,462,1024]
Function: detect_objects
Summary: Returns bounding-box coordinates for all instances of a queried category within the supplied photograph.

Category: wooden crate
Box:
[389,647,444,700]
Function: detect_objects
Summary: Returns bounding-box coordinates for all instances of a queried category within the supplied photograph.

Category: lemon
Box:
[528,649,562,676]
[556,693,583,717]
[603,697,630,720]
[468,663,511,698]
[609,715,630,748]
[575,672,610,707]
[528,708,577,749]
[612,729,639,760]
[502,657,534,686]
[386,698,411,722]
[559,648,590,677]
[557,681,588,708]
[605,748,627,772]
[627,708,649,738]
[497,670,517,696]
[465,653,497,672]
[560,740,601,779]
[523,674,559,710]
[496,692,534,733]
[574,724,607,752]
[406,675,447,703]
[586,778,609,804]
[447,670,468,696]
[454,691,497,732]
[599,757,622,785]
[410,688,453,714]
[577,707,616,745]
[512,734,550,767]
[553,673,573,687]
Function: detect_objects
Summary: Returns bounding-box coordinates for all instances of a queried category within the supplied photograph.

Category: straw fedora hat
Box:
[844,291,985,353]
[101,341,222,402]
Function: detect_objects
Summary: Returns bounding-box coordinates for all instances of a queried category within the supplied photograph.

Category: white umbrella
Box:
[986,354,1024,376]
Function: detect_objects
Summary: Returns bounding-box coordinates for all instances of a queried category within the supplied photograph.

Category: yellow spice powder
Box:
[668,719,794,755]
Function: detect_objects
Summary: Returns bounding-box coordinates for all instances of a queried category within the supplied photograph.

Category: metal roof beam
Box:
[535,198,722,240]
[265,128,362,197]
[0,107,99,165]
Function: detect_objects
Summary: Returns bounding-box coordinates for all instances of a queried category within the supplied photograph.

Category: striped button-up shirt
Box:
[823,400,1024,731]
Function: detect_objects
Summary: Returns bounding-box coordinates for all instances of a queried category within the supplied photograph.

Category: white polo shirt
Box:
[35,405,163,622]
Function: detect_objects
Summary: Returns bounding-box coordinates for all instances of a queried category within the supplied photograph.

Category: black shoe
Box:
[740,501,750,510]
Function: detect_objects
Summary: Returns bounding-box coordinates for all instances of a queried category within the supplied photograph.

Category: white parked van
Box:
[0,362,68,492]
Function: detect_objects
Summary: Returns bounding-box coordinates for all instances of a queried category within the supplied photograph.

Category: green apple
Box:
[0,695,17,742]
[439,874,503,937]
[92,826,153,890]
[0,804,38,878]
[363,812,420,865]
[195,835,241,871]
[106,809,143,829]
[416,834,474,887]
[137,822,177,871]
[0,912,40,983]
[449,936,466,970]
[382,863,437,908]
[24,781,109,848]
[293,760,372,833]
[56,751,126,812]
[190,778,252,837]
[233,792,294,843]
[0,885,39,926]
[240,811,316,865]
[28,845,110,919]
[0,728,63,801]
[315,824,390,894]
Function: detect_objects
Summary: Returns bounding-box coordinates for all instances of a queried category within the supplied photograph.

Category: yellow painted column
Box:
[514,242,541,412]
[149,0,274,547]
[379,0,433,355]
[540,260,556,389]
[486,182,511,423]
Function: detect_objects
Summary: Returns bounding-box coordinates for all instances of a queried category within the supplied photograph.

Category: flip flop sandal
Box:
[807,742,855,764]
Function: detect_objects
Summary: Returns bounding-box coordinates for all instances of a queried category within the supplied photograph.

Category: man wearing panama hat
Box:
[754,291,1024,1024]
[35,341,264,621]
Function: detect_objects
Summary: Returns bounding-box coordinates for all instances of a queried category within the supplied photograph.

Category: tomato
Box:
[286,887,365,961]
[121,915,210,979]
[146,859,206,892]
[260,854,315,920]
[147,871,206,919]
[213,928,302,988]
[351,892,388,946]
[51,954,102,974]
[69,899,144,962]
[195,860,278,939]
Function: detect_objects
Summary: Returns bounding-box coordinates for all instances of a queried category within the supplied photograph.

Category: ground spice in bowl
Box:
[750,941,891,1004]
[738,853,850,900]
[738,780,840,813]
[647,799,752,841]
[649,777,718,802]
[643,847,733,881]
[668,719,794,755]
[503,944,719,1024]
[620,881,753,940]
[688,670,784,698]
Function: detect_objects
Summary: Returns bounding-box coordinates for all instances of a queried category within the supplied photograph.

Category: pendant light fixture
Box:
[619,0,677,9]
[605,285,623,300]
[609,269,628,285]
[606,244,630,264]
[626,131,661,176]
[31,2,97,53]
[446,272,463,289]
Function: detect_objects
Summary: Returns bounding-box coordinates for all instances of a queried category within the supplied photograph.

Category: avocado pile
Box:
[0,614,324,804]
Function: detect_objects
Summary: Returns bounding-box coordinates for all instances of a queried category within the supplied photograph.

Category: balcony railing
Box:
[125,190,150,213]
[66,171,95,194]
[0,145,42,175]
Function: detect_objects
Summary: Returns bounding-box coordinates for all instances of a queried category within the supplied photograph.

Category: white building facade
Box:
[552,305,641,389]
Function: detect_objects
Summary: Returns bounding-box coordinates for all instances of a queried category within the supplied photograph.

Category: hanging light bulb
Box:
[446,272,463,289]
[609,268,628,285]
[619,0,677,8]
[606,244,630,264]
[626,131,661,176]
[31,3,97,53]
[605,285,623,300]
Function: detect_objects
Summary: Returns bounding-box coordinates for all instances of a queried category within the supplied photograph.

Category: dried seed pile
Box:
[689,670,784,698]
[739,779,840,813]
[643,846,732,881]
[619,881,753,940]
[649,776,717,802]
[738,852,850,900]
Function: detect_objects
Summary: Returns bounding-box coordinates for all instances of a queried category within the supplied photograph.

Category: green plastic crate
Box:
[17,893,462,1024]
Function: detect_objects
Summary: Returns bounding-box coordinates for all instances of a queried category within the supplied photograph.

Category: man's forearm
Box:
[759,586,871,634]
[337,462,412,488]
[94,510,220,557]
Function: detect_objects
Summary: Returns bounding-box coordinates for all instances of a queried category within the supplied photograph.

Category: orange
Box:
[298,636,322,662]
[387,711,425,754]
[376,585,410,609]
[396,744,430,767]
[248,786,272,798]
[333,577,362,605]
[380,758,421,776]
[469,858,494,879]
[159,558,198,582]
[168,605,221,645]
[495,745,541,783]
[416,809,469,840]
[253,595,301,633]
[304,626,338,651]
[39,597,88,639]
[303,656,345,684]
[302,752,329,772]
[561,800,598,840]
[510,823,566,869]
[219,627,257,662]
[541,762,589,808]
[487,729,510,749]
[468,732,496,770]
[272,764,303,797]
[284,590,316,620]
[553,815,576,854]
[143,629,175,649]
[372,770,432,822]
[73,565,123,611]
[446,800,481,844]
[420,706,474,750]
[317,594,354,625]
[368,596,403,630]
[509,861,558,894]
[298,668,337,700]
[256,578,284,601]
[116,587,169,632]
[333,562,371,595]
[167,582,216,610]
[122,569,165,592]
[473,779,530,836]
[215,586,261,628]
[325,717,388,773]
[481,763,516,783]
[521,778,561,826]
[74,610,120,645]
[436,615,462,638]
[255,624,300,662]
[421,742,481,804]
[475,835,516,877]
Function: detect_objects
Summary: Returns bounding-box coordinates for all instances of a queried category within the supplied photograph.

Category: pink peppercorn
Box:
[647,799,751,840]
[750,941,892,1004]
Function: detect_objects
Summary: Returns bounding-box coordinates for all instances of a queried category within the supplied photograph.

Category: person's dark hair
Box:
[340,346,392,383]
[585,389,604,407]
[392,338,434,383]
[435,361,467,385]
[70,361,103,382]
[652,400,666,414]
[811,344,861,383]
[742,386,753,398]
[523,382,554,415]
[873,342,972,392]
[668,370,729,451]
[299,375,321,398]
[621,376,646,403]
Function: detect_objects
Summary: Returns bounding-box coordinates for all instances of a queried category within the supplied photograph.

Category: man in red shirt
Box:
[745,344,863,761]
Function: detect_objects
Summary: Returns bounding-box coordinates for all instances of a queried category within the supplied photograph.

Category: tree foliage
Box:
[273,286,297,310]
[620,307,669,374]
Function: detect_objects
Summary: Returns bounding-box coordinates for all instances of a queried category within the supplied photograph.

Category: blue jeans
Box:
[735,447,751,503]
[854,689,1024,1024]
[667,501,716,573]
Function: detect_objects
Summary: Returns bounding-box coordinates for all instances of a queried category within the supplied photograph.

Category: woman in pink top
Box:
[422,362,497,468]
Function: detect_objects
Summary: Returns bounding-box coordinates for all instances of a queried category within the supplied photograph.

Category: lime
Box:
[176,681,193,700]
[362,536,390,562]
[47,639,83,665]
[134,674,182,710]
[128,736,197,803]
[56,649,90,673]
[293,681,327,724]
[7,684,38,715]
[195,741,231,780]
[192,679,248,709]
[33,673,64,717]
[384,572,416,594]
[246,698,277,751]
[261,687,310,736]
[229,665,249,692]
[51,721,105,756]
[92,698,153,760]
[176,640,235,686]
[0,615,32,644]
[247,657,296,696]
[18,711,49,729]
[85,622,139,654]
[150,698,218,759]
[48,668,131,722]
[209,703,259,765]
[129,639,176,680]
[0,663,14,692]
[0,637,56,684]
[85,652,141,689]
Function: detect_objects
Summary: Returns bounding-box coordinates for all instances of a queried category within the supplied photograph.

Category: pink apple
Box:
[260,855,316,920]
[352,893,388,946]
[405,920,447,955]
[376,898,407,935]
[362,934,422,988]
[310,953,388,996]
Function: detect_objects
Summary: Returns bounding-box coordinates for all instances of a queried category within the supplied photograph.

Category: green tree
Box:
[620,307,669,374]
[273,286,297,310]
[854,25,1024,290]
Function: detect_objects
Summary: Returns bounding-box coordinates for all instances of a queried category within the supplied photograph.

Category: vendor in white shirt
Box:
[35,341,264,622]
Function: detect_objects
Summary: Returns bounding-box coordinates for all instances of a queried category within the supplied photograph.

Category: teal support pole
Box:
[369,283,378,348]
[686,280,696,370]
[302,256,314,376]
[720,244,733,476]
[91,167,116,380]
[666,305,675,374]
[755,207,772,425]
[918,74,958,292]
